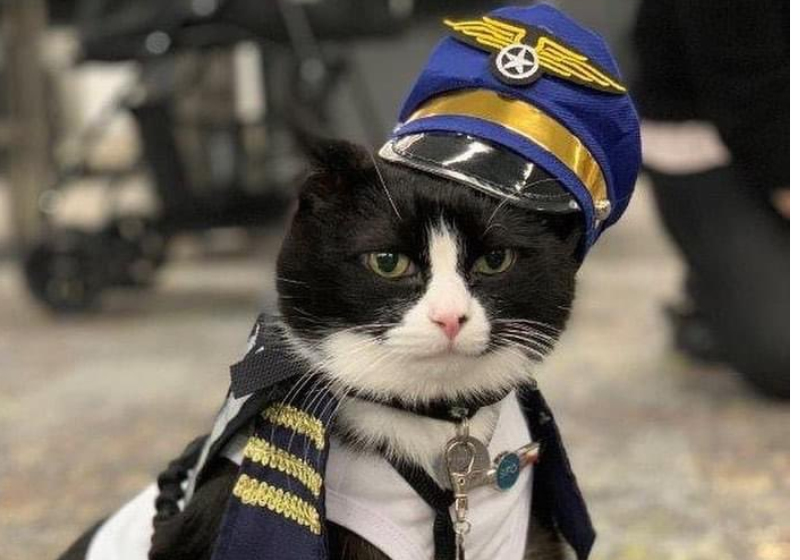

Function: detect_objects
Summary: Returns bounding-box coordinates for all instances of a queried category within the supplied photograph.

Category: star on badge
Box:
[494,43,540,85]
[444,15,627,93]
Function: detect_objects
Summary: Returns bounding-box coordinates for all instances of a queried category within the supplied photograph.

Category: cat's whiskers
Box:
[487,336,543,371]
[277,374,338,480]
[482,197,514,237]
[323,340,402,392]
[266,364,326,447]
[341,343,407,401]
[290,307,331,327]
[286,359,352,446]
[505,345,546,365]
[498,328,557,348]
[480,178,566,238]
[492,180,566,239]
[494,317,562,335]
[296,343,407,462]
[496,333,553,356]
[296,375,339,462]
[494,321,561,345]
[275,276,310,286]
[497,326,560,340]
[495,317,560,328]
[268,326,350,446]
[291,322,400,344]
[317,378,350,432]
[495,348,539,386]
[369,150,402,220]
[314,333,384,360]
[503,330,559,345]
[306,370,360,447]
[495,338,548,363]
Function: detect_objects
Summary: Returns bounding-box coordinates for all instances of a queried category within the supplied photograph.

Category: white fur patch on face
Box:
[316,222,535,403]
[318,330,533,403]
[389,223,490,357]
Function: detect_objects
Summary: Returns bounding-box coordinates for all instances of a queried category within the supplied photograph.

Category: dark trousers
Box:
[647,166,789,398]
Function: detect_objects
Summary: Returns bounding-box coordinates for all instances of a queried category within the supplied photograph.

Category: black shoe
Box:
[664,302,722,364]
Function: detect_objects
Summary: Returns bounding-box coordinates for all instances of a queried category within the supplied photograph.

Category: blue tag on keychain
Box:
[495,442,540,491]
[495,453,522,490]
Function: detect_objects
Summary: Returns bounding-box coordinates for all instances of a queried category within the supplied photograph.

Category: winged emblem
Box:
[444,16,627,94]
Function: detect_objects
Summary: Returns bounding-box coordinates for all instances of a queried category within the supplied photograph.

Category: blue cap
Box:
[379,4,642,254]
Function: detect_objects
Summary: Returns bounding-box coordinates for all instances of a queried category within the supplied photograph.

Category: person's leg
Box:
[648,166,789,398]
[663,274,724,364]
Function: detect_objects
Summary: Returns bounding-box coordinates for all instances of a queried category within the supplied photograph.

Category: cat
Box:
[58,139,584,560]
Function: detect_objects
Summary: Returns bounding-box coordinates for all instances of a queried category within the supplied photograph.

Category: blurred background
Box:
[0,1,788,559]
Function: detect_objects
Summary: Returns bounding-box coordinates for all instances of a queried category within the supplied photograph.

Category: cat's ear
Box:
[299,139,372,207]
[307,138,372,175]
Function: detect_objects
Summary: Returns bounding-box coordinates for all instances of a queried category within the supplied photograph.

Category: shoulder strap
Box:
[518,387,595,560]
[183,315,312,502]
[211,383,338,560]
[389,458,457,560]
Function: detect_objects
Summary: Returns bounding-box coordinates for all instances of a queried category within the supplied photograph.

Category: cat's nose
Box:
[429,311,468,340]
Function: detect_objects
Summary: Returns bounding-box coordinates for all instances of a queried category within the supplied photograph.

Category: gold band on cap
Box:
[405,89,609,213]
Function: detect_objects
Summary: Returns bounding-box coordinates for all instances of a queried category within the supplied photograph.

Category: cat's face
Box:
[277,141,582,405]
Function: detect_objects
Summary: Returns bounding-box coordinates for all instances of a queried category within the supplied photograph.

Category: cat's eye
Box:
[474,249,516,275]
[365,252,415,279]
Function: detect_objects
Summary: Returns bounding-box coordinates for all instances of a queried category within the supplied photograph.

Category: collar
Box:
[348,391,509,423]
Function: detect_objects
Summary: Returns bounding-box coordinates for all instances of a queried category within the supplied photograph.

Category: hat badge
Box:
[444,15,627,94]
[495,43,540,85]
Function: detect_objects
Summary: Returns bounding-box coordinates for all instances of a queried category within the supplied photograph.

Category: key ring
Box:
[456,417,469,438]
[454,519,472,536]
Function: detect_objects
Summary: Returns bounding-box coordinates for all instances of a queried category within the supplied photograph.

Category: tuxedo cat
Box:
[58,140,583,560]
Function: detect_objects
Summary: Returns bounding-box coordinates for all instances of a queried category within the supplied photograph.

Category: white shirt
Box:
[325,393,534,560]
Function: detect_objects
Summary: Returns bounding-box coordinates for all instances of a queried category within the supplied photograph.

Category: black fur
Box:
[149,459,240,560]
[57,140,582,560]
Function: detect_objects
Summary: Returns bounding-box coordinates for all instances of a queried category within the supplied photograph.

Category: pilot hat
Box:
[379,4,642,255]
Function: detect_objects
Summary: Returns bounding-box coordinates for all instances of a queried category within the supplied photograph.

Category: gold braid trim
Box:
[261,404,326,450]
[232,473,322,535]
[243,436,323,497]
